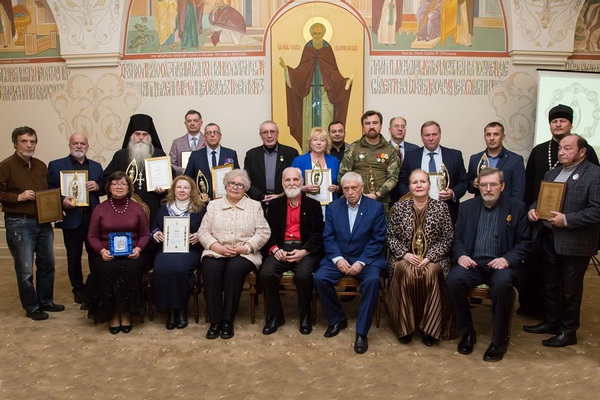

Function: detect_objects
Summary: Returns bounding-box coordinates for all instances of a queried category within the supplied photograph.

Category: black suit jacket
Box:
[183,146,239,199]
[264,193,324,259]
[244,143,299,201]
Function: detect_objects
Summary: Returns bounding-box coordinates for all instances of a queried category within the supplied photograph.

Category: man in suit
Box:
[184,123,239,199]
[467,122,525,201]
[169,110,206,175]
[259,167,323,335]
[328,121,348,162]
[388,116,419,203]
[314,171,387,354]
[244,121,299,204]
[48,133,103,304]
[399,120,467,222]
[524,134,600,347]
[447,168,530,362]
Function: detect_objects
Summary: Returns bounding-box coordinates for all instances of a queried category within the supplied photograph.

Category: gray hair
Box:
[340,171,363,186]
[223,168,251,191]
[282,167,303,182]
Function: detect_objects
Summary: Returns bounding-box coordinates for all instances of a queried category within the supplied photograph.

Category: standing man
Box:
[48,133,103,304]
[328,121,348,162]
[388,116,418,203]
[169,110,206,175]
[314,172,387,354]
[339,110,399,206]
[0,127,64,320]
[467,122,525,201]
[184,123,239,199]
[524,134,600,347]
[244,120,299,204]
[399,120,467,222]
[259,167,323,336]
[520,104,599,318]
[447,168,530,362]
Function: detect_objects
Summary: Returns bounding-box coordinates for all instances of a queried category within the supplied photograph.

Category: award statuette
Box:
[195,169,210,203]
[310,161,323,194]
[437,163,450,192]
[109,232,133,257]
[477,153,490,174]
[412,227,427,260]
[69,173,80,206]
[367,166,377,194]
[59,170,89,206]
[126,159,139,186]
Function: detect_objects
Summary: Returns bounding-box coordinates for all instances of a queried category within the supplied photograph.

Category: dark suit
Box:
[244,144,299,202]
[390,141,419,203]
[535,160,600,333]
[314,196,387,335]
[399,146,467,222]
[259,194,324,319]
[467,148,525,201]
[48,155,103,295]
[183,146,239,199]
[447,194,530,346]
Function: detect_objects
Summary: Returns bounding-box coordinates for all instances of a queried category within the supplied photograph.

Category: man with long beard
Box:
[103,114,169,222]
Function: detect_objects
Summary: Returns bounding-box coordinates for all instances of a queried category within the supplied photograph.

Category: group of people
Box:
[1,104,599,362]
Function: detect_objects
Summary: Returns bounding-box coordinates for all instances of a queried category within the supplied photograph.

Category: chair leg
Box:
[375,293,382,328]
[194,290,200,324]
[507,289,515,345]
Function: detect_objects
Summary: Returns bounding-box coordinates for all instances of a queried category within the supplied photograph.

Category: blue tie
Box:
[211,150,217,169]
[191,137,197,151]
[428,152,436,172]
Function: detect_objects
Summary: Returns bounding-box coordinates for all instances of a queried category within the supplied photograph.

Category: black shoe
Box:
[483,342,507,362]
[523,320,558,335]
[166,310,177,330]
[458,330,477,355]
[220,320,234,339]
[299,315,312,335]
[73,291,85,304]
[26,309,49,321]
[40,303,65,312]
[542,331,577,347]
[398,333,413,344]
[206,323,221,339]
[354,333,368,354]
[421,332,438,347]
[262,312,285,335]
[176,310,188,329]
[109,325,120,334]
[120,324,132,334]
[324,318,348,338]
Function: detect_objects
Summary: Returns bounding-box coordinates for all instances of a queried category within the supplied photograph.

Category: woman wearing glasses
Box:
[197,169,270,339]
[86,171,150,334]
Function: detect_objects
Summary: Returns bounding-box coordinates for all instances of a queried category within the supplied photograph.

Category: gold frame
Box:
[35,188,63,224]
[59,170,89,206]
[145,156,173,191]
[537,181,566,220]
[211,163,234,199]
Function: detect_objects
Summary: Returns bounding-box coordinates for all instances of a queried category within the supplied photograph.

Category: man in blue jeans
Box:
[0,126,64,320]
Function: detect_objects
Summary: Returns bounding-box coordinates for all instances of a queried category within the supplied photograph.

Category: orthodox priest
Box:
[103,114,169,222]
[279,22,353,149]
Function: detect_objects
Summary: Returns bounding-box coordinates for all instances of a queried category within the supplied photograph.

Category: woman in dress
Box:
[151,175,206,330]
[386,169,454,346]
[86,171,150,334]
[197,169,270,340]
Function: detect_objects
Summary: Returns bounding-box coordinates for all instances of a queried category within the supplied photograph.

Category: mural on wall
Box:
[0,0,60,61]
[271,2,364,151]
[574,0,600,54]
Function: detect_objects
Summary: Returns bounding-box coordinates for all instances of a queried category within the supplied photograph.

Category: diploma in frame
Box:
[212,163,234,199]
[109,232,133,256]
[59,170,89,206]
[35,188,63,224]
[145,156,173,191]
[181,151,192,171]
[163,216,190,253]
[537,181,566,220]
[306,169,333,205]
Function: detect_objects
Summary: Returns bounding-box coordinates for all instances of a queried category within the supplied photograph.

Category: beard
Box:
[284,187,301,199]
[71,149,85,159]
[128,140,154,167]
[19,150,34,158]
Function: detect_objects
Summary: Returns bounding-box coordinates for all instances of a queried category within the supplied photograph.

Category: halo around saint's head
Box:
[303,17,334,43]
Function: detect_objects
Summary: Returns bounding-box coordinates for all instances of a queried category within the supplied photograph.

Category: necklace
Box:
[109,198,129,214]
[548,141,559,170]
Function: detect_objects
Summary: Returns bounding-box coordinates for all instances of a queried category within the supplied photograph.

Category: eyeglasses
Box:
[480,182,501,189]
[110,182,127,187]
[227,181,245,189]
[342,186,362,193]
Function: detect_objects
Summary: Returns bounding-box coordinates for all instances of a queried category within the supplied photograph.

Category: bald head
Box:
[69,132,89,161]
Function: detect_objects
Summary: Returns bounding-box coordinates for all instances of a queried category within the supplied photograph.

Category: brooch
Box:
[506,214,512,226]
[279,156,284,162]
[376,153,389,163]
[358,152,366,161]
[573,173,579,180]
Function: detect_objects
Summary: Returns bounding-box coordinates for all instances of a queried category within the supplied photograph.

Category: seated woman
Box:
[197,169,270,340]
[386,169,454,346]
[291,127,339,214]
[86,171,150,334]
[151,175,206,330]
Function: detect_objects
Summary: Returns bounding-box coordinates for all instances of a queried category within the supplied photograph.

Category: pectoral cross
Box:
[137,171,145,191]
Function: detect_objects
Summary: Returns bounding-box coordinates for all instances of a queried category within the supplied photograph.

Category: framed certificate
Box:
[537,181,566,220]
[109,232,133,256]
[306,168,333,205]
[163,216,190,253]
[59,170,89,206]
[212,163,234,199]
[428,174,441,200]
[145,156,173,191]
[35,188,63,224]
[181,151,192,171]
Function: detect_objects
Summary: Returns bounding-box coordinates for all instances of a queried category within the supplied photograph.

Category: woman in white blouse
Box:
[197,169,270,340]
